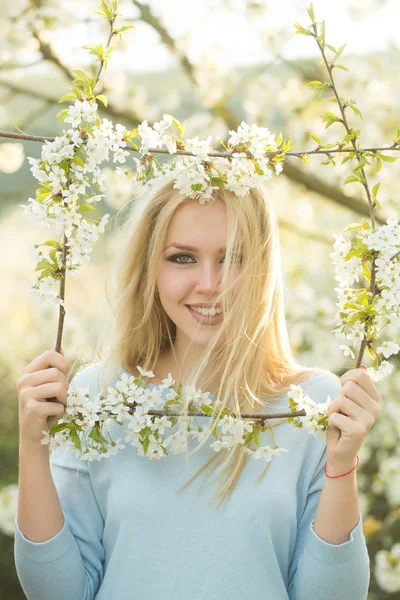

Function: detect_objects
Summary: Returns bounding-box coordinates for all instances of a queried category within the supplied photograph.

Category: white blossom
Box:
[375,543,400,593]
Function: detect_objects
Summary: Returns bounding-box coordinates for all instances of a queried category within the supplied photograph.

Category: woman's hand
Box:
[17,349,70,449]
[325,367,381,472]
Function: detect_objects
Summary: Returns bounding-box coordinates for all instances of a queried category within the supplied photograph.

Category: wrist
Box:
[19,441,50,459]
[325,456,359,477]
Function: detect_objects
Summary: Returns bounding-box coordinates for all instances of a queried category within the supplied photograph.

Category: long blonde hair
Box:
[89,171,332,509]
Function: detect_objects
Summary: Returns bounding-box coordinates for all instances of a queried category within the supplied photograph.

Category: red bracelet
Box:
[324,455,360,478]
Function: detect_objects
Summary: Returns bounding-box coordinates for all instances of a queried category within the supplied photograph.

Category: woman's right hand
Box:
[17,350,71,448]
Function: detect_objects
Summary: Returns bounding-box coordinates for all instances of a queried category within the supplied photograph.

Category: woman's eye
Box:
[169,254,194,264]
[169,254,242,264]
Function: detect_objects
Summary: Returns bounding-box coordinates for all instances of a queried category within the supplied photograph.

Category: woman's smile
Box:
[186,304,224,325]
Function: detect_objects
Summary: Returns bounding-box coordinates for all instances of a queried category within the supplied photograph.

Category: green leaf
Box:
[309,133,321,144]
[70,428,82,451]
[363,262,371,282]
[117,24,135,33]
[348,312,361,326]
[72,69,91,81]
[276,132,282,147]
[357,291,369,305]
[127,139,138,150]
[374,199,382,210]
[98,0,112,19]
[181,119,187,138]
[82,44,103,59]
[379,154,398,163]
[365,345,378,361]
[72,87,82,99]
[325,121,338,130]
[95,94,108,107]
[333,64,349,72]
[341,154,354,165]
[344,302,360,310]
[349,128,361,141]
[353,156,367,173]
[320,158,334,166]
[326,44,337,53]
[78,203,96,213]
[300,154,311,167]
[344,175,360,185]
[37,267,54,280]
[198,405,213,417]
[308,81,330,96]
[347,104,363,118]
[306,3,315,22]
[332,44,346,64]
[321,112,341,129]
[72,155,85,167]
[342,249,356,262]
[343,222,363,232]
[58,93,77,103]
[320,143,337,151]
[372,182,381,199]
[253,160,265,175]
[320,20,326,46]
[88,427,108,446]
[308,80,323,88]
[36,192,51,203]
[49,249,59,264]
[294,22,313,36]
[171,116,183,138]
[56,108,69,123]
[36,259,52,271]
[42,240,60,248]
[209,176,226,188]
[49,422,73,434]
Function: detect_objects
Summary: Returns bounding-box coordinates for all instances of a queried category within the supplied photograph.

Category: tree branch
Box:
[132,0,196,84]
[130,1,389,226]
[31,27,76,83]
[0,79,142,127]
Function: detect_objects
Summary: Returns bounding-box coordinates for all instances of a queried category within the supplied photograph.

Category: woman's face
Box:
[156,198,242,349]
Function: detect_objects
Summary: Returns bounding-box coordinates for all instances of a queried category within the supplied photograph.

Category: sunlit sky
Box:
[92,0,400,70]
[44,0,400,74]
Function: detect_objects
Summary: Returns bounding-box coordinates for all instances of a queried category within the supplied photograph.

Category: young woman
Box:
[14,175,371,599]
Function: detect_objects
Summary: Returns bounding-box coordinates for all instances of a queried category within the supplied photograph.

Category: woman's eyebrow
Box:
[165,243,227,252]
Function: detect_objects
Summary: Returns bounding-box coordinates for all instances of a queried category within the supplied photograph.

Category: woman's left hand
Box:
[326,367,382,470]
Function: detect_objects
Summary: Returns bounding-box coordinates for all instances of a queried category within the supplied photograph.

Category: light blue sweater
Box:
[14,365,370,599]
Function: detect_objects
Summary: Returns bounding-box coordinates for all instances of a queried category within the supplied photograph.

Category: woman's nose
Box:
[194,262,222,292]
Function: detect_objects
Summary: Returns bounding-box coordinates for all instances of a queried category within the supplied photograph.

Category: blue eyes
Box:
[168,253,242,265]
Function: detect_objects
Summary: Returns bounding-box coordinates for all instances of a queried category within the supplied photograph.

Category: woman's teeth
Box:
[188,305,222,316]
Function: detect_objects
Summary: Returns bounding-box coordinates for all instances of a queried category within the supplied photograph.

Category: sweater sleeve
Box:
[14,365,106,600]
[287,439,370,600]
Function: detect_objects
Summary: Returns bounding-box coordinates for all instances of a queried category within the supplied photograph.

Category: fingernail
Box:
[360,364,367,370]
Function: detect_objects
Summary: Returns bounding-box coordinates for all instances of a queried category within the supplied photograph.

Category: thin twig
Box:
[311,20,378,370]
[127,406,307,421]
[1,129,399,158]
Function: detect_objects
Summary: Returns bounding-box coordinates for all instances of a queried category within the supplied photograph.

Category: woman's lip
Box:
[185,304,221,308]
[186,305,224,325]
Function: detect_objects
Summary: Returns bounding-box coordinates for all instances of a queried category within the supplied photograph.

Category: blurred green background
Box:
[1,0,400,597]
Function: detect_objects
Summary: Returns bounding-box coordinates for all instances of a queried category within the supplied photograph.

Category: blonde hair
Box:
[87,170,333,509]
